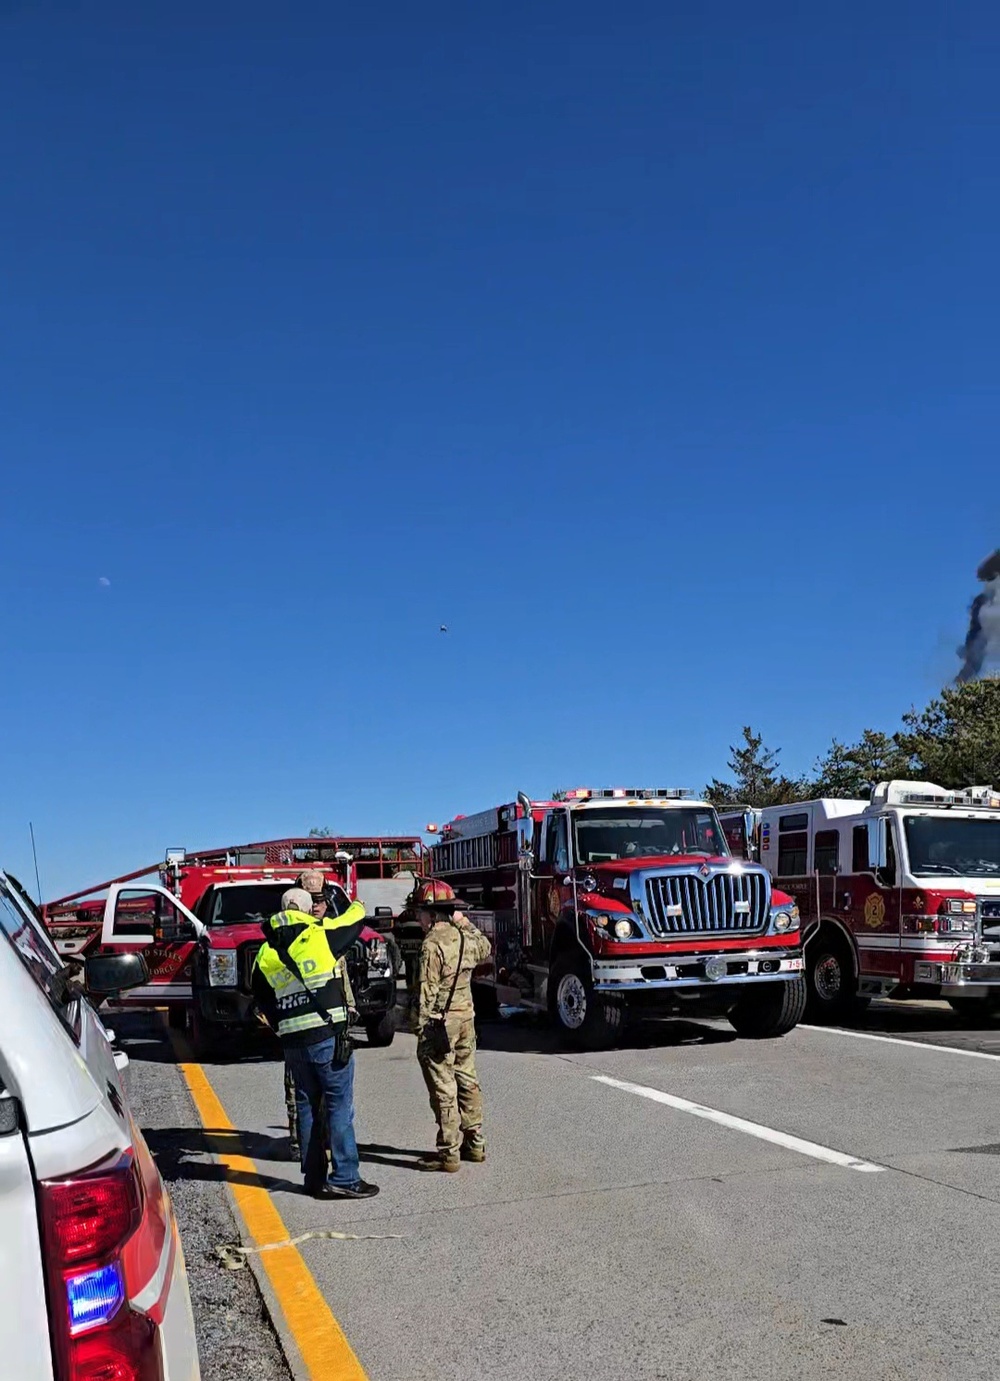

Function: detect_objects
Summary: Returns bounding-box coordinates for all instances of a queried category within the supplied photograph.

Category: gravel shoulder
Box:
[116,1012,293,1381]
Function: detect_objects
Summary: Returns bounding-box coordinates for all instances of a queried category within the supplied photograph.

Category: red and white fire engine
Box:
[44,836,411,1054]
[720,780,1000,1020]
[429,787,806,1048]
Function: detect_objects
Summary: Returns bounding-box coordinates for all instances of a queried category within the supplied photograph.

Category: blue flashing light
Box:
[66,1261,125,1334]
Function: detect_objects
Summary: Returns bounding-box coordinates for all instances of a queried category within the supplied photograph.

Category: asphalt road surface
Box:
[130,1001,1000,1381]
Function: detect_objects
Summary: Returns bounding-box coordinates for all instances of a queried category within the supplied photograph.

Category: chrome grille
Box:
[642,870,770,937]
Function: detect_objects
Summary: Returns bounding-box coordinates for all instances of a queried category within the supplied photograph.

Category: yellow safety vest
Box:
[255,912,350,1040]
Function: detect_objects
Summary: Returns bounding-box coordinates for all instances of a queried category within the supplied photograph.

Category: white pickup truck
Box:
[0,868,200,1380]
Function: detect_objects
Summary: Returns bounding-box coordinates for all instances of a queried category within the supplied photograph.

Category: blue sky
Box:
[1,0,997,897]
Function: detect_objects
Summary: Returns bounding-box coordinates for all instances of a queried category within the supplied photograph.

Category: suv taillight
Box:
[40,1154,161,1381]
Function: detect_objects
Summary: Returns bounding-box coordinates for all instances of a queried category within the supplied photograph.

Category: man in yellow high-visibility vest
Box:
[252,886,378,1200]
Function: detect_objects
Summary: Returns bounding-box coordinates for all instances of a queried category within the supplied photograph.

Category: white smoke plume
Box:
[957,551,1000,683]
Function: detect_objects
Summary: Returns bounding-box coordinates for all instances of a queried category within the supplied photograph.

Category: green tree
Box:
[705,726,806,807]
[308,826,333,838]
[811,729,910,798]
[896,679,1000,788]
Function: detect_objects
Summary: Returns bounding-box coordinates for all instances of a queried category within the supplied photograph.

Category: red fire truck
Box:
[429,787,806,1048]
[720,780,1000,1021]
[44,837,402,1054]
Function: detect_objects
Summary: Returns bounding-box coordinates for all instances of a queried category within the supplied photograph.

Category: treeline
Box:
[705,678,1000,808]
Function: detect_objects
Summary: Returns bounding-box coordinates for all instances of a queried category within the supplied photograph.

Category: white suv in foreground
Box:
[0,868,200,1380]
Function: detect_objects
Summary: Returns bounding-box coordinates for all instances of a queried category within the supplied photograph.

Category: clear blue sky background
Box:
[1,0,997,897]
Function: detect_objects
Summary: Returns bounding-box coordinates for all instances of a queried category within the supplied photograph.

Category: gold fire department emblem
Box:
[864,893,886,929]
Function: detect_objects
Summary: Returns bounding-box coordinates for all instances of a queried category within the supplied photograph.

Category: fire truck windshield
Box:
[205,882,351,925]
[573,808,728,864]
[904,816,1000,878]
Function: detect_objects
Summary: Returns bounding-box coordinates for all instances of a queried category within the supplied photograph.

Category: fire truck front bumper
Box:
[914,960,1000,996]
[592,948,804,992]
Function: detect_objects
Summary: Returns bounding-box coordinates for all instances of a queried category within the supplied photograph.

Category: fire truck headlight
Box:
[613,918,634,939]
[946,899,978,915]
[207,951,238,987]
[771,907,799,934]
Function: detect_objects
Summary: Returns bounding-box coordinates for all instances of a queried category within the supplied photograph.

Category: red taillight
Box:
[43,1162,141,1266]
[40,1155,161,1381]
[65,1308,158,1381]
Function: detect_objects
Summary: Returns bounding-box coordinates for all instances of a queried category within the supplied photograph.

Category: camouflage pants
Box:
[284,1066,300,1154]
[285,1067,329,1160]
[417,1014,483,1154]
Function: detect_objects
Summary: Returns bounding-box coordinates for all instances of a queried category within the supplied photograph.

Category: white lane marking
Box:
[591,1074,884,1172]
[799,1024,1000,1063]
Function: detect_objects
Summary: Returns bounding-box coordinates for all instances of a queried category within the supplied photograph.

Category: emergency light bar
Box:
[893,787,1000,810]
[553,787,694,801]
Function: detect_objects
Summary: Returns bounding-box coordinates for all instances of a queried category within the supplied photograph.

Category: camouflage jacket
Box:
[416,914,492,1034]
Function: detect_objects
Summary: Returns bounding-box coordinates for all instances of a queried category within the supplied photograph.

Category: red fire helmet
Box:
[412,878,464,910]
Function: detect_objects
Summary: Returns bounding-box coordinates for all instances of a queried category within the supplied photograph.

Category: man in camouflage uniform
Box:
[413,880,492,1172]
[284,869,360,1162]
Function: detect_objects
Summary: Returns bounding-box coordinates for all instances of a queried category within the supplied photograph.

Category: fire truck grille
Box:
[643,871,770,937]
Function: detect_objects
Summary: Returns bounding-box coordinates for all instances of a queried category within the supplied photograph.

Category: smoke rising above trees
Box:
[957,550,1000,684]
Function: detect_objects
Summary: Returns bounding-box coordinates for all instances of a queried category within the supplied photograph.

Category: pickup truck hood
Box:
[206,922,382,949]
[587,854,733,873]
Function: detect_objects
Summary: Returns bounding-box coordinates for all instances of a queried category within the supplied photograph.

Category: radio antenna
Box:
[28,822,43,904]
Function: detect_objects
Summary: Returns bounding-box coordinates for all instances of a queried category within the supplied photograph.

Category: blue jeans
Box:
[284,1040,360,1189]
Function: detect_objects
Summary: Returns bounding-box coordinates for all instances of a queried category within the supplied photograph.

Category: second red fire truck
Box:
[720,780,1000,1020]
[430,787,806,1048]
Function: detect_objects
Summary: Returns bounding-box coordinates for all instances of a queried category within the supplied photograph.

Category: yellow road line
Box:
[173,1050,369,1381]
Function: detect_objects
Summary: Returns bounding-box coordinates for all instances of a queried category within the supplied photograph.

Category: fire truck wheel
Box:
[805,931,861,1021]
[190,1004,224,1060]
[547,953,622,1049]
[364,1010,397,1046]
[728,977,807,1038]
[948,996,999,1025]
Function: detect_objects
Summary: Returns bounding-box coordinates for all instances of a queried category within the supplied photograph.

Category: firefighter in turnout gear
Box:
[413,880,492,1172]
[252,887,378,1200]
[282,870,361,1161]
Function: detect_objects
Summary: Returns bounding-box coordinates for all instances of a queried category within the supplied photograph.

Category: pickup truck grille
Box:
[241,942,262,992]
[643,870,770,937]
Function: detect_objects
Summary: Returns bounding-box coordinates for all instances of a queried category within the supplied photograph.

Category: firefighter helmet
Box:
[412,878,465,911]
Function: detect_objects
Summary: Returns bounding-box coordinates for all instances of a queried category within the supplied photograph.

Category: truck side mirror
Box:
[372,906,394,932]
[866,817,888,870]
[85,952,150,996]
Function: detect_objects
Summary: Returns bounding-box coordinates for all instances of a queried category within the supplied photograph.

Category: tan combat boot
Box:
[417,1151,461,1173]
[461,1135,485,1164]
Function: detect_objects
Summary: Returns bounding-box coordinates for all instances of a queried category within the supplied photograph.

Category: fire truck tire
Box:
[190,1005,224,1060]
[547,953,622,1049]
[728,977,806,1038]
[805,931,861,1021]
[948,997,1000,1024]
[364,1011,396,1046]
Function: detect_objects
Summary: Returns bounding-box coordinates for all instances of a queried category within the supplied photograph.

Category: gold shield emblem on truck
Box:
[864,893,886,928]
